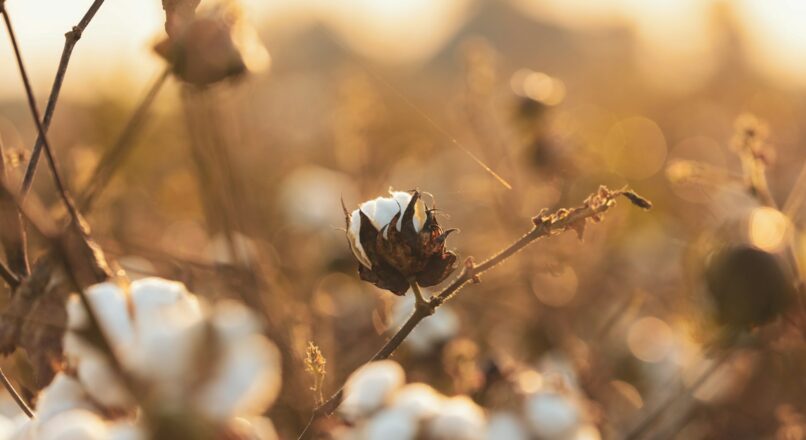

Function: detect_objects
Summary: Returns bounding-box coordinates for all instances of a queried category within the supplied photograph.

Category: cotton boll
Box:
[72,284,135,347]
[486,412,528,440]
[347,191,427,268]
[340,360,405,421]
[208,300,262,342]
[129,278,201,318]
[524,392,580,439]
[76,355,132,409]
[393,294,459,354]
[390,383,443,419]
[128,303,205,394]
[106,422,147,440]
[196,336,281,419]
[427,396,486,440]
[0,414,17,439]
[364,408,418,440]
[38,409,108,440]
[35,374,96,423]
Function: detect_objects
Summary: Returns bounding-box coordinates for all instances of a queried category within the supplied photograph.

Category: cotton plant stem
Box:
[78,67,171,212]
[0,260,19,288]
[0,138,29,276]
[20,0,106,197]
[0,366,33,418]
[0,3,80,224]
[297,186,651,440]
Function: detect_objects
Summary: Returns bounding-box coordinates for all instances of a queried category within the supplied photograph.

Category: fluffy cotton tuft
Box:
[60,277,281,427]
[485,413,528,440]
[523,392,581,439]
[427,396,486,440]
[347,191,426,268]
[340,360,406,421]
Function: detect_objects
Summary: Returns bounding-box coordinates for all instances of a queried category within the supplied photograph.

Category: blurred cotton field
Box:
[0,0,805,439]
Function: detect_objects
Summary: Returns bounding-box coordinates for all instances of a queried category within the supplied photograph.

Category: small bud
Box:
[345,191,458,295]
[620,190,653,210]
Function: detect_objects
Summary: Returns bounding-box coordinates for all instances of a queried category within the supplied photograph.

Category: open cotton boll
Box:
[196,335,282,419]
[0,415,15,440]
[426,396,486,440]
[363,408,419,440]
[347,191,426,268]
[393,294,459,354]
[389,383,444,419]
[67,283,135,348]
[207,300,262,341]
[38,409,109,440]
[486,413,528,440]
[195,300,281,419]
[76,355,133,409]
[34,374,96,424]
[340,360,405,421]
[524,392,581,439]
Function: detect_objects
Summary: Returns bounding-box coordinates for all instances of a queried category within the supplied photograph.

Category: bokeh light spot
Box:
[627,316,674,363]
[749,207,790,253]
[605,117,667,180]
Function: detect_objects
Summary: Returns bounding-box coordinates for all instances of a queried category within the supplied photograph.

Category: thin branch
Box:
[0,3,80,223]
[0,366,33,417]
[0,259,19,288]
[0,137,28,276]
[297,186,652,439]
[78,67,171,212]
[20,0,106,197]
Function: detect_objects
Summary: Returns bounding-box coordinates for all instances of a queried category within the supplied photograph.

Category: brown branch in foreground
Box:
[297,185,652,439]
[0,367,33,418]
[0,259,18,289]
[0,3,80,223]
[20,0,106,197]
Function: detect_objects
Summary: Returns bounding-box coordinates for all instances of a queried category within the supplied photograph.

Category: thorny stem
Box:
[78,67,171,212]
[409,279,428,307]
[20,0,106,197]
[297,186,651,439]
[0,3,80,223]
[0,367,33,418]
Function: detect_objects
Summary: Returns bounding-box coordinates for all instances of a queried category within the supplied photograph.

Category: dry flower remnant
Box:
[344,190,458,296]
[304,341,327,406]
